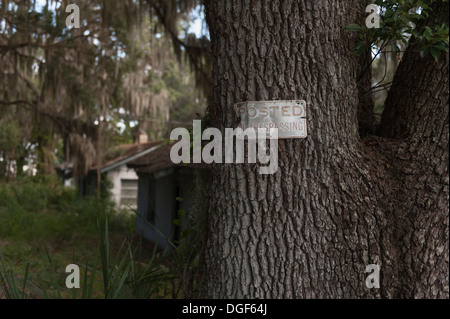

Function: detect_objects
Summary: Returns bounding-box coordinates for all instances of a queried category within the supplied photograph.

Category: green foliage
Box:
[0,253,30,299]
[419,23,449,59]
[0,177,199,299]
[0,176,120,242]
[1,1,207,178]
[0,120,22,155]
[0,220,170,299]
[346,0,449,62]
[170,217,201,298]
[164,60,207,126]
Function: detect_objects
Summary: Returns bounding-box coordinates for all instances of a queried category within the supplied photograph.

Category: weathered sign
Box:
[234,100,307,139]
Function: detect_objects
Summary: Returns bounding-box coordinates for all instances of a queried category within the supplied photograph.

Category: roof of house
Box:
[56,141,163,176]
[127,142,208,175]
[95,141,163,173]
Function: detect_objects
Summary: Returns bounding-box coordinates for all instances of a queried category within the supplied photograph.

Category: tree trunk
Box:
[376,1,449,299]
[37,132,56,176]
[199,0,449,299]
[357,44,375,137]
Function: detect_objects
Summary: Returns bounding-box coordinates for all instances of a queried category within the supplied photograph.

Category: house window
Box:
[120,179,138,208]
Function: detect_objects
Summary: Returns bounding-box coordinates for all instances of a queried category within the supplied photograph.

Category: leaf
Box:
[22,263,30,299]
[391,43,400,54]
[352,41,366,55]
[420,47,429,58]
[424,26,433,41]
[430,47,441,62]
[173,219,181,226]
[434,42,449,52]
[345,24,363,32]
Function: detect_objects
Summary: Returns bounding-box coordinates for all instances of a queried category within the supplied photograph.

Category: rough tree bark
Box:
[200,0,448,299]
[376,0,449,299]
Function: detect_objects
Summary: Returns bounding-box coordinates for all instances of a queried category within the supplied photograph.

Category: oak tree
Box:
[199,0,448,298]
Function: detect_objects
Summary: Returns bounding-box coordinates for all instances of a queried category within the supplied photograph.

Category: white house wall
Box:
[106,164,139,209]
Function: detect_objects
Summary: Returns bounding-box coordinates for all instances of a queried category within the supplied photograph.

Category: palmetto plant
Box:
[0,220,170,299]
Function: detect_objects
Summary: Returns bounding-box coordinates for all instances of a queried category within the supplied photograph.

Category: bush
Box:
[0,176,197,299]
[0,220,169,299]
[0,176,129,243]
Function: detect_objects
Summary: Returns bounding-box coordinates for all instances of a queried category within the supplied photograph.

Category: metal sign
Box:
[234,100,307,139]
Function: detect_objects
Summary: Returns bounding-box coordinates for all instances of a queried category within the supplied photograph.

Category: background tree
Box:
[0,0,207,183]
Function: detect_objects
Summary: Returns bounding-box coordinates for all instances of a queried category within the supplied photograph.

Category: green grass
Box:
[0,176,173,299]
[0,176,200,299]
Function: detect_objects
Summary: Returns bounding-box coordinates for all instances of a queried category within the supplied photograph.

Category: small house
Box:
[56,141,162,209]
[127,143,208,250]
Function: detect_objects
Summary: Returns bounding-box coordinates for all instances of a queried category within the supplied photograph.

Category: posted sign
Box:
[234,100,307,139]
